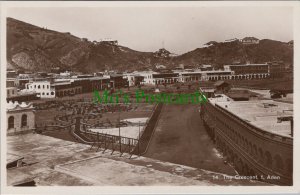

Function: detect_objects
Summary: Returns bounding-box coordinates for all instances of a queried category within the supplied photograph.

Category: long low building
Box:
[137,70,236,85]
[21,77,112,98]
[224,64,270,79]
[179,70,234,82]
[50,81,82,97]
[200,94,293,185]
[134,66,273,86]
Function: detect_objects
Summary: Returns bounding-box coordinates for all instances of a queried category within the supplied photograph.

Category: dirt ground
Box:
[145,104,236,176]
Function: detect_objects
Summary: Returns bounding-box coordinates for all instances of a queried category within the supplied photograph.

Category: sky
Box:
[7,6,293,54]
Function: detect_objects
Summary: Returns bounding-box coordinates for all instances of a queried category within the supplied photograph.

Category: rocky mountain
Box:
[7,17,293,73]
[177,40,293,69]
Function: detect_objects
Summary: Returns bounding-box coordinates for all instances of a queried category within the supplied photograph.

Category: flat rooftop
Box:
[7,153,24,164]
[7,134,267,186]
[209,95,293,137]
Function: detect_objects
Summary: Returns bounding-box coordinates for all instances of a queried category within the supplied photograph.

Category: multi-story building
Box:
[7,87,17,98]
[199,70,234,81]
[51,81,82,98]
[139,71,158,85]
[15,78,30,90]
[71,77,110,93]
[200,93,293,185]
[7,101,35,135]
[138,71,180,85]
[224,64,270,79]
[24,81,55,98]
[55,76,111,93]
[109,74,129,89]
[152,73,179,85]
[179,70,234,82]
[268,61,287,78]
[7,78,17,88]
[7,70,17,78]
[123,74,144,87]
[7,80,39,102]
[178,71,203,82]
[138,69,235,85]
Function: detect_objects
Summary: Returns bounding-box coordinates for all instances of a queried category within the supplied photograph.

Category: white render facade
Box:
[137,71,158,85]
[7,101,35,135]
[24,81,55,98]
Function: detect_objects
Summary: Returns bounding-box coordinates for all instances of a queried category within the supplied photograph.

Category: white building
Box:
[135,69,237,85]
[138,71,158,85]
[178,70,234,82]
[60,71,71,77]
[24,81,55,98]
[99,38,118,45]
[123,74,136,87]
[240,37,260,44]
[224,64,270,79]
[7,101,35,135]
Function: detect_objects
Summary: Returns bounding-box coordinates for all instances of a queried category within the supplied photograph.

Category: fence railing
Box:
[35,102,163,157]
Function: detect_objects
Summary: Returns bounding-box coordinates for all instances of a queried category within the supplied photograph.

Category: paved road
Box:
[145,104,236,175]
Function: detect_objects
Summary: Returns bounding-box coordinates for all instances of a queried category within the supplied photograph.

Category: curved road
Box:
[145,104,236,175]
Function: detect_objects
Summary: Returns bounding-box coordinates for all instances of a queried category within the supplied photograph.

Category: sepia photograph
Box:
[1,1,299,194]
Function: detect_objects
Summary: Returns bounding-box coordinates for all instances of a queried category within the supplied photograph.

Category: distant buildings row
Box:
[6,62,288,101]
[7,74,128,101]
[139,62,286,85]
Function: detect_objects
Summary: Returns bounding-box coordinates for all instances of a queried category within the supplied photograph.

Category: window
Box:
[47,93,49,95]
[47,85,49,89]
[43,85,45,89]
[21,114,27,127]
[51,92,54,95]
[42,92,45,95]
[8,116,14,129]
[38,85,40,89]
